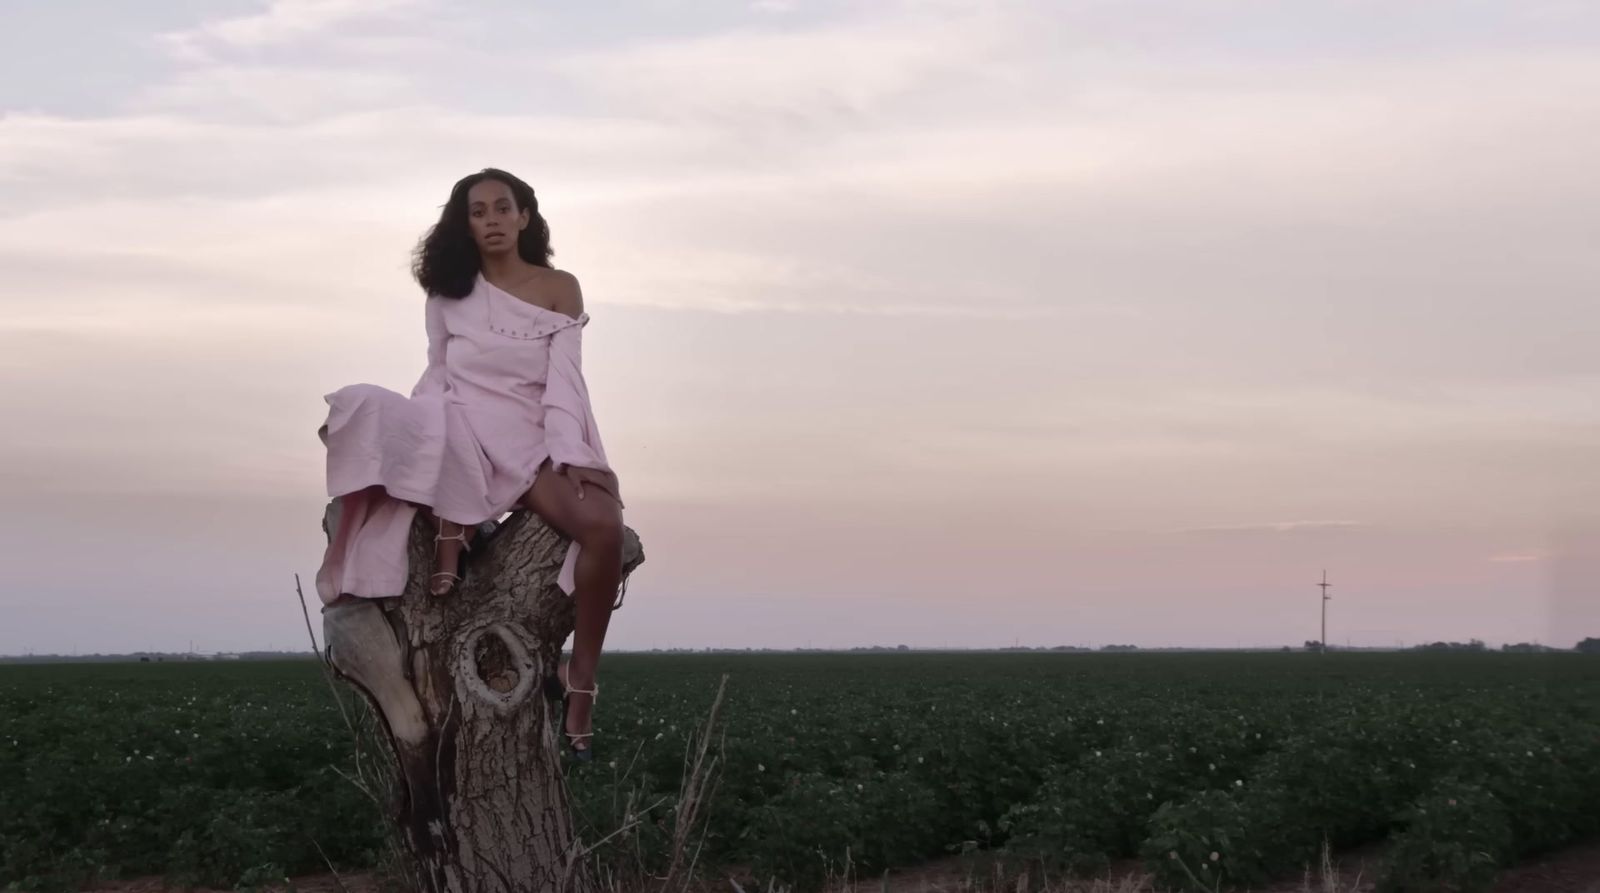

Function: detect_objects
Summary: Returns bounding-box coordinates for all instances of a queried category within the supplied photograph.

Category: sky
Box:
[1,0,1597,654]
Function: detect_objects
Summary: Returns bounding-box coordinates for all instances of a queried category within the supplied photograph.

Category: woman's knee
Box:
[576,511,623,553]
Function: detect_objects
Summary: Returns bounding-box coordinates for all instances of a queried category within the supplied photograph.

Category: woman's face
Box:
[466,178,529,258]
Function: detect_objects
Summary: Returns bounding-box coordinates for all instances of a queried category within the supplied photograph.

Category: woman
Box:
[315,168,626,761]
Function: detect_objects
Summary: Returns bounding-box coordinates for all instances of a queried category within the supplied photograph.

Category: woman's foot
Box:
[558,659,598,760]
[431,519,473,596]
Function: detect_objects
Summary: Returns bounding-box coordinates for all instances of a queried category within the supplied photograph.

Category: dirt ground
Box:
[78,837,1600,893]
[1491,842,1600,893]
[860,840,1600,893]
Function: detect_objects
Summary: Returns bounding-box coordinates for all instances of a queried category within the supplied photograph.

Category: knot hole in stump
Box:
[459,623,537,713]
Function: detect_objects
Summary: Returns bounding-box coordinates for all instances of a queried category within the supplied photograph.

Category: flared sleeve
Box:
[541,313,610,474]
[410,297,449,398]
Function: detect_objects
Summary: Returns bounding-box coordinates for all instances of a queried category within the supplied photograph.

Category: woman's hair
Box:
[412,168,553,299]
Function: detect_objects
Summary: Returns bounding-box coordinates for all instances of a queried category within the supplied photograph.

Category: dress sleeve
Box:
[410,297,448,398]
[541,315,611,474]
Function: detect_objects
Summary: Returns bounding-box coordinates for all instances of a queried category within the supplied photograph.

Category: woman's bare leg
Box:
[519,460,624,752]
[424,509,476,596]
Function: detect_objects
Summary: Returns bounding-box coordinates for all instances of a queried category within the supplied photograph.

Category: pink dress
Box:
[315,273,611,605]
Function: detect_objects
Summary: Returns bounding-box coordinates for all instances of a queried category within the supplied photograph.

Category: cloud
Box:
[542,3,1010,131]
[1171,521,1368,536]
[158,0,431,62]
[1488,551,1550,563]
[132,66,417,122]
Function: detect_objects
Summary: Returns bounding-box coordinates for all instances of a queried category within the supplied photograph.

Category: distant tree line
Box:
[1295,637,1600,654]
[8,638,1595,663]
[0,651,315,664]
[1398,637,1600,654]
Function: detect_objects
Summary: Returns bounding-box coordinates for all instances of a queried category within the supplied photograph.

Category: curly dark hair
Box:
[412,168,553,299]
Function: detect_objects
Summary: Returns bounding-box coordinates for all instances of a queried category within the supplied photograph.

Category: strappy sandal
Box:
[543,661,598,762]
[430,521,471,597]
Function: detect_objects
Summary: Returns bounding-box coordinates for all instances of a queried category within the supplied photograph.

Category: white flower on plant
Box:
[757,763,765,772]
[1209,763,1216,771]
[1235,779,1243,787]
[856,784,863,792]
[1210,852,1219,862]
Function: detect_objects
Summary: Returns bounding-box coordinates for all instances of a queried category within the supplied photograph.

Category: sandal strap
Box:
[567,684,598,703]
[558,663,599,703]
[557,668,597,747]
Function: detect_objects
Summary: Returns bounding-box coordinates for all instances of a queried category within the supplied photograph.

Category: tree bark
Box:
[318,503,644,893]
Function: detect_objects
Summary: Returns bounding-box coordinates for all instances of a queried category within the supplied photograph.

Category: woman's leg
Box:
[424,508,477,596]
[519,460,624,751]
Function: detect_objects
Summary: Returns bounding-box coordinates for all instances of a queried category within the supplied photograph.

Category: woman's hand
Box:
[560,465,623,508]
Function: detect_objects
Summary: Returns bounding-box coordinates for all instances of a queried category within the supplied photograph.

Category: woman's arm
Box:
[410,296,448,398]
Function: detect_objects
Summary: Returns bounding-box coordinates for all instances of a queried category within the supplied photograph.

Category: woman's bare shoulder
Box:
[544,268,584,319]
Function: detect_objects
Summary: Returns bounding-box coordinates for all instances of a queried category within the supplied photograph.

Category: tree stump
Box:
[318,502,645,893]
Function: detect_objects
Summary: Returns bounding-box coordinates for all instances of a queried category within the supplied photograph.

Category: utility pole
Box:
[1318,570,1332,653]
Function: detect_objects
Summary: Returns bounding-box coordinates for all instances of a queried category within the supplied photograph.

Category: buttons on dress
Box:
[489,322,573,339]
[488,312,588,341]
[482,280,590,340]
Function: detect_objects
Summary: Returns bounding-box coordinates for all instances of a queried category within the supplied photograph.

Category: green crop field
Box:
[3,652,1598,892]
